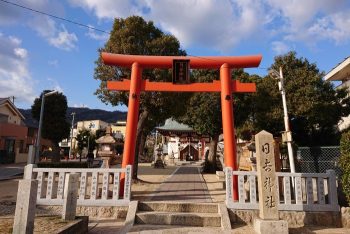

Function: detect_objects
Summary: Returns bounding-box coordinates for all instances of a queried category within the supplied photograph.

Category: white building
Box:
[59,119,109,156]
[325,56,350,130]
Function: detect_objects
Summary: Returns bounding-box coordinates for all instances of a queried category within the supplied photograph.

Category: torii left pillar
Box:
[102,53,262,200]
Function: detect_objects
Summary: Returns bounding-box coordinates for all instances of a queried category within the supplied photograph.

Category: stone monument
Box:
[253,130,288,234]
[13,179,38,234]
[96,126,117,168]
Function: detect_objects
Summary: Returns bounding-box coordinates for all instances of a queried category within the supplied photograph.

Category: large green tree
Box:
[31,90,70,161]
[238,51,350,146]
[75,129,97,159]
[94,16,187,178]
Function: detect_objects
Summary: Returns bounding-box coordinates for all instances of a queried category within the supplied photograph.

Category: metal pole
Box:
[87,135,90,152]
[35,94,45,163]
[68,112,75,159]
[279,67,296,173]
[154,130,158,162]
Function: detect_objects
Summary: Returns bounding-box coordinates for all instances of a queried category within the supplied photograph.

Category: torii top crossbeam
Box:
[102,53,262,93]
[102,52,262,69]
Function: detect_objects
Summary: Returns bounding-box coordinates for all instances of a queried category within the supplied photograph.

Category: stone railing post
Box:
[23,164,36,179]
[62,173,79,221]
[326,169,339,210]
[13,179,38,234]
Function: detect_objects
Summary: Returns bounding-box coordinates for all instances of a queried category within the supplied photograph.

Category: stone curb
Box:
[119,200,138,234]
[56,216,89,234]
[219,203,232,230]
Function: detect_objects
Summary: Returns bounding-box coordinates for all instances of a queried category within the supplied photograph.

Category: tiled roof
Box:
[156,118,193,131]
[0,97,25,120]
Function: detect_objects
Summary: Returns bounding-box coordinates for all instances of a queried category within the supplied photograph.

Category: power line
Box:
[0,0,110,34]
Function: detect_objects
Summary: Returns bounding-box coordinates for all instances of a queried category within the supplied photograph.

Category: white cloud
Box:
[29,16,78,51]
[47,77,64,93]
[0,33,35,104]
[307,11,350,45]
[73,103,89,108]
[49,27,78,51]
[267,0,350,45]
[48,59,59,67]
[68,0,141,19]
[271,41,290,55]
[86,26,109,41]
[0,0,77,51]
[14,48,28,59]
[5,0,347,54]
[140,0,269,51]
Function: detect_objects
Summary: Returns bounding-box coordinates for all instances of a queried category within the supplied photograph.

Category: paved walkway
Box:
[0,163,25,181]
[150,165,212,202]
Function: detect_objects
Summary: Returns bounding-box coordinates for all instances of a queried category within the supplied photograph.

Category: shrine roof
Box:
[156,118,194,132]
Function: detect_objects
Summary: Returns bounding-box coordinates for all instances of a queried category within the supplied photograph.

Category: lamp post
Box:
[87,123,93,152]
[153,129,158,163]
[68,112,76,159]
[268,67,296,173]
[34,90,59,163]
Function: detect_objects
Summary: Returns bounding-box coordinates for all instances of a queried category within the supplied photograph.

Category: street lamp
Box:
[268,67,296,173]
[68,112,76,159]
[34,90,59,163]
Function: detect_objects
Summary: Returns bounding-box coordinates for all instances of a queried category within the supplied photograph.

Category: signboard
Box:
[173,59,190,84]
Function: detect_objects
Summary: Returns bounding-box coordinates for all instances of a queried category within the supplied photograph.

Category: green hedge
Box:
[340,130,350,204]
[37,161,88,168]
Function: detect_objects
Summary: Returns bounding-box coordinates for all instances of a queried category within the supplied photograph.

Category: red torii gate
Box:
[102,53,262,200]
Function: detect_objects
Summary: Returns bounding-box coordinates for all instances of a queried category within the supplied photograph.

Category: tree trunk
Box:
[206,135,219,173]
[133,109,149,179]
[52,143,61,162]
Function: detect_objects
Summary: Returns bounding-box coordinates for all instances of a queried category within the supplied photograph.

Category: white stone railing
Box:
[24,164,132,207]
[225,167,339,212]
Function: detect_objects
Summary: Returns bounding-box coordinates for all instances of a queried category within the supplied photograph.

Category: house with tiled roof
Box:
[0,98,27,163]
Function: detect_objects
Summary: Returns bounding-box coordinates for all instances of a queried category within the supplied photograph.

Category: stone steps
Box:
[128,224,226,234]
[135,211,222,227]
[135,202,222,228]
[138,201,218,213]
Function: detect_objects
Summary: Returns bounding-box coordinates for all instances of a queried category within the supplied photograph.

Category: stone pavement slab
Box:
[88,219,124,234]
[150,165,212,203]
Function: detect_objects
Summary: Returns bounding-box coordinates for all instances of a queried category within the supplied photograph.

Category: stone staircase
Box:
[134,202,222,228]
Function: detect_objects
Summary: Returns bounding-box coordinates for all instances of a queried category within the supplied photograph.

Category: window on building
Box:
[19,140,24,153]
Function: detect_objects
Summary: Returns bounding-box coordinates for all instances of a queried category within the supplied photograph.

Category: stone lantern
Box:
[154,144,165,168]
[96,126,116,168]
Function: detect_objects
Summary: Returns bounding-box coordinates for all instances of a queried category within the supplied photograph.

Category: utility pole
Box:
[269,67,296,173]
[68,112,76,159]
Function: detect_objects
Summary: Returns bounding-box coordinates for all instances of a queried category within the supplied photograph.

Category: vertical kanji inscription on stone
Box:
[255,130,279,220]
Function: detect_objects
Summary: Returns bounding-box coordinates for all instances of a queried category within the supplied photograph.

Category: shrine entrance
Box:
[102,53,262,200]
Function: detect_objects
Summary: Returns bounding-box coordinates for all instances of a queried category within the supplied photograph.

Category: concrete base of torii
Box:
[254,218,288,234]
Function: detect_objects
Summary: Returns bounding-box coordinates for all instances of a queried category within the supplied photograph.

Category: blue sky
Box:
[0,0,350,112]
